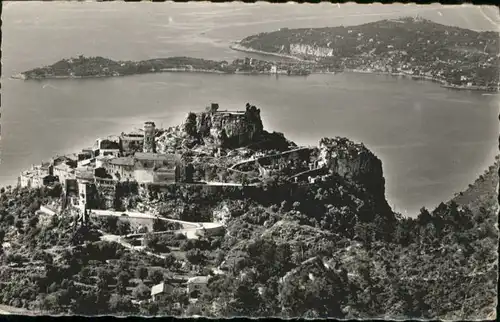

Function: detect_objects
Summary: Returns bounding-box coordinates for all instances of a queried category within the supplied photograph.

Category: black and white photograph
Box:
[0,1,498,319]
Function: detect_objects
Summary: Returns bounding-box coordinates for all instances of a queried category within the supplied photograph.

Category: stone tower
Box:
[143,121,156,153]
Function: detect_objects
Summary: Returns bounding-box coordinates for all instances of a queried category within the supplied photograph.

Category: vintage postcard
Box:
[0,1,498,319]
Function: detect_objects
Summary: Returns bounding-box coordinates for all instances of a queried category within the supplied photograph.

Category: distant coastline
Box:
[343,69,500,92]
[229,44,499,92]
[14,55,311,80]
[235,17,500,93]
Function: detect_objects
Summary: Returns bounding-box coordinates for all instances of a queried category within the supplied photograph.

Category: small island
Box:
[13,55,311,80]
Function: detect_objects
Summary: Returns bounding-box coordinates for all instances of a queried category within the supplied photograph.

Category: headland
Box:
[14,55,311,80]
[234,17,500,92]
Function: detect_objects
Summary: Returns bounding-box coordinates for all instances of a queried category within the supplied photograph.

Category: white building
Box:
[151,282,173,302]
[18,163,53,188]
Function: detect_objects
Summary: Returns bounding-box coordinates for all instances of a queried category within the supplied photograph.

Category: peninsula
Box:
[15,17,500,93]
[0,102,497,319]
[13,56,311,80]
[234,17,500,92]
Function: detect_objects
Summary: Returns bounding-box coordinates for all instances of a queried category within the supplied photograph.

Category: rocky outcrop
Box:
[317,137,385,198]
[184,103,264,148]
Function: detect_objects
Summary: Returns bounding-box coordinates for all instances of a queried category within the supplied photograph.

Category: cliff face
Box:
[317,137,385,199]
[289,44,334,58]
[186,103,264,148]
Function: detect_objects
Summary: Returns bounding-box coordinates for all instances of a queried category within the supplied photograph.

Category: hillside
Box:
[0,104,497,318]
[237,17,500,90]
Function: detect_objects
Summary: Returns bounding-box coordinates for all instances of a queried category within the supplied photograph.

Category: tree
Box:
[354,222,377,249]
[28,216,39,229]
[15,219,24,231]
[153,218,168,232]
[108,294,133,314]
[186,249,206,265]
[116,271,131,294]
[184,112,198,137]
[417,207,432,226]
[132,283,151,301]
[135,266,148,280]
[104,216,118,234]
[148,269,164,284]
[117,220,131,236]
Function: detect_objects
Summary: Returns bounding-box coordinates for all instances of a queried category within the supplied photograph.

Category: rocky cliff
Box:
[317,137,386,199]
[289,44,334,58]
[185,103,264,148]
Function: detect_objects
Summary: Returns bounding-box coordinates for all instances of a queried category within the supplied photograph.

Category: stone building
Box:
[106,157,136,181]
[18,163,55,188]
[53,162,76,186]
[133,153,181,184]
[143,121,156,153]
[119,132,144,156]
[102,152,182,184]
[76,172,94,213]
[94,139,121,158]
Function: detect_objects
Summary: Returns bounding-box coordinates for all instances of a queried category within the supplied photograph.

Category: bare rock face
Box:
[184,103,264,148]
[317,137,385,197]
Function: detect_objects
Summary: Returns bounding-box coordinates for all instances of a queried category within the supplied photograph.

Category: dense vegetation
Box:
[239,17,500,90]
[0,154,497,318]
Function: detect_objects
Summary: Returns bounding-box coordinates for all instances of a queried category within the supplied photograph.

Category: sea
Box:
[1,2,499,217]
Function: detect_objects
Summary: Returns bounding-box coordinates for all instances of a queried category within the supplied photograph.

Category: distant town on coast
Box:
[1,9,498,320]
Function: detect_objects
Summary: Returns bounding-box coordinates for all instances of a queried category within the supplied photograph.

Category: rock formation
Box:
[317,137,385,198]
[184,103,264,148]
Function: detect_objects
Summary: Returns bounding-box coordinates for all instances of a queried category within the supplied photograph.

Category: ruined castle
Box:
[185,102,264,148]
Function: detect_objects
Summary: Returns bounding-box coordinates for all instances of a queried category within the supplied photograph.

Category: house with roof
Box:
[103,152,182,184]
[133,152,181,184]
[150,282,174,302]
[186,276,210,298]
[119,132,144,156]
[18,163,56,189]
[105,157,136,181]
[53,162,76,185]
[94,139,121,158]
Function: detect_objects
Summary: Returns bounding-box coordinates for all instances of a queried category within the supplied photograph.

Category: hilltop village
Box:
[18,102,384,218]
[1,102,395,316]
[1,102,498,318]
